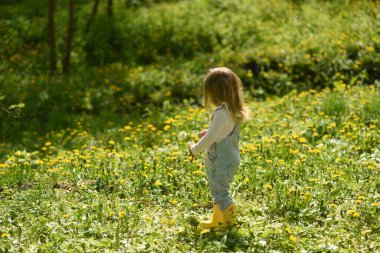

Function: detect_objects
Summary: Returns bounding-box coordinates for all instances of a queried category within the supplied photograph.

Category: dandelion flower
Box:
[289,235,297,243]
[1,233,9,239]
[264,183,273,191]
[119,211,126,219]
[299,137,307,143]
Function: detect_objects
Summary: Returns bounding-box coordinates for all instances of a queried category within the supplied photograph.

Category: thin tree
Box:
[85,0,100,33]
[48,0,56,75]
[108,0,113,17]
[63,0,75,73]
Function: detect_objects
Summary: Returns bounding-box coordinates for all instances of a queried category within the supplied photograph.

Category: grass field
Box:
[1,84,379,252]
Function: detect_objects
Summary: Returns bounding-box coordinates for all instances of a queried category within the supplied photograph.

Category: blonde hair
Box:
[204,67,249,122]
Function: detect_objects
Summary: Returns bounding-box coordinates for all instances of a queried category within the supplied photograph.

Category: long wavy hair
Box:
[204,67,250,122]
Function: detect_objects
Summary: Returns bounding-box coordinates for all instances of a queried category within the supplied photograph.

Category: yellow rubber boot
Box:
[222,204,237,226]
[200,203,225,229]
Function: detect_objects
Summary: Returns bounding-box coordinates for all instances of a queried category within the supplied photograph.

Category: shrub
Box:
[84,15,128,65]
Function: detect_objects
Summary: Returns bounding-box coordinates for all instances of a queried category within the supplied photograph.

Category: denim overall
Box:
[205,108,240,211]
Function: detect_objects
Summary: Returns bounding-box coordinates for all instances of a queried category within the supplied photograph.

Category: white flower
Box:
[258,240,267,246]
[328,244,338,250]
[178,131,187,140]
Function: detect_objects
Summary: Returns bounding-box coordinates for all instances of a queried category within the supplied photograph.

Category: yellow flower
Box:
[327,122,336,129]
[353,212,360,218]
[62,214,69,219]
[264,183,273,191]
[372,202,379,208]
[288,187,296,195]
[108,140,115,145]
[36,159,44,165]
[243,177,250,184]
[193,170,204,175]
[169,219,176,226]
[155,181,162,187]
[366,46,374,52]
[119,211,126,219]
[289,235,297,243]
[290,149,300,155]
[1,233,9,239]
[299,137,307,143]
[246,70,253,78]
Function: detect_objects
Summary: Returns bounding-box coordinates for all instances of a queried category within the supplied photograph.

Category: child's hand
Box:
[198,129,208,138]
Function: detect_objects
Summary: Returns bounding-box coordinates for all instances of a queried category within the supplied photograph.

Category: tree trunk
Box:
[85,0,100,33]
[48,0,56,75]
[63,0,75,73]
[108,0,113,17]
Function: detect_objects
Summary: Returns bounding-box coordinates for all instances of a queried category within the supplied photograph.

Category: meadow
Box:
[1,84,380,252]
[1,0,380,252]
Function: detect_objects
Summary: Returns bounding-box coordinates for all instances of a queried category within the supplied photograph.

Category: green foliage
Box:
[84,1,221,65]
[1,0,380,139]
[84,15,127,65]
[125,0,183,9]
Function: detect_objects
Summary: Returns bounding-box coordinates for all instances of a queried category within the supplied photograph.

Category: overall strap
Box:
[228,122,239,137]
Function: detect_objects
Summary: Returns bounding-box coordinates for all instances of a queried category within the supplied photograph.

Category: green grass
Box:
[1,1,380,251]
[1,85,379,252]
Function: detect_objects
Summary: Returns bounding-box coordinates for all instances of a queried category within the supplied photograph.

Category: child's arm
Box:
[190,111,226,156]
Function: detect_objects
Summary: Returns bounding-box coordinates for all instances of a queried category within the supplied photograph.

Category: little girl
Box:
[189,67,249,230]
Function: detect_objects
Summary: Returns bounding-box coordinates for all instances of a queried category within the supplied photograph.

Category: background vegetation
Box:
[0,0,379,251]
[1,0,379,141]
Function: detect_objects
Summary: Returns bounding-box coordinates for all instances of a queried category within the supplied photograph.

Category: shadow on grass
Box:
[178,217,254,252]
